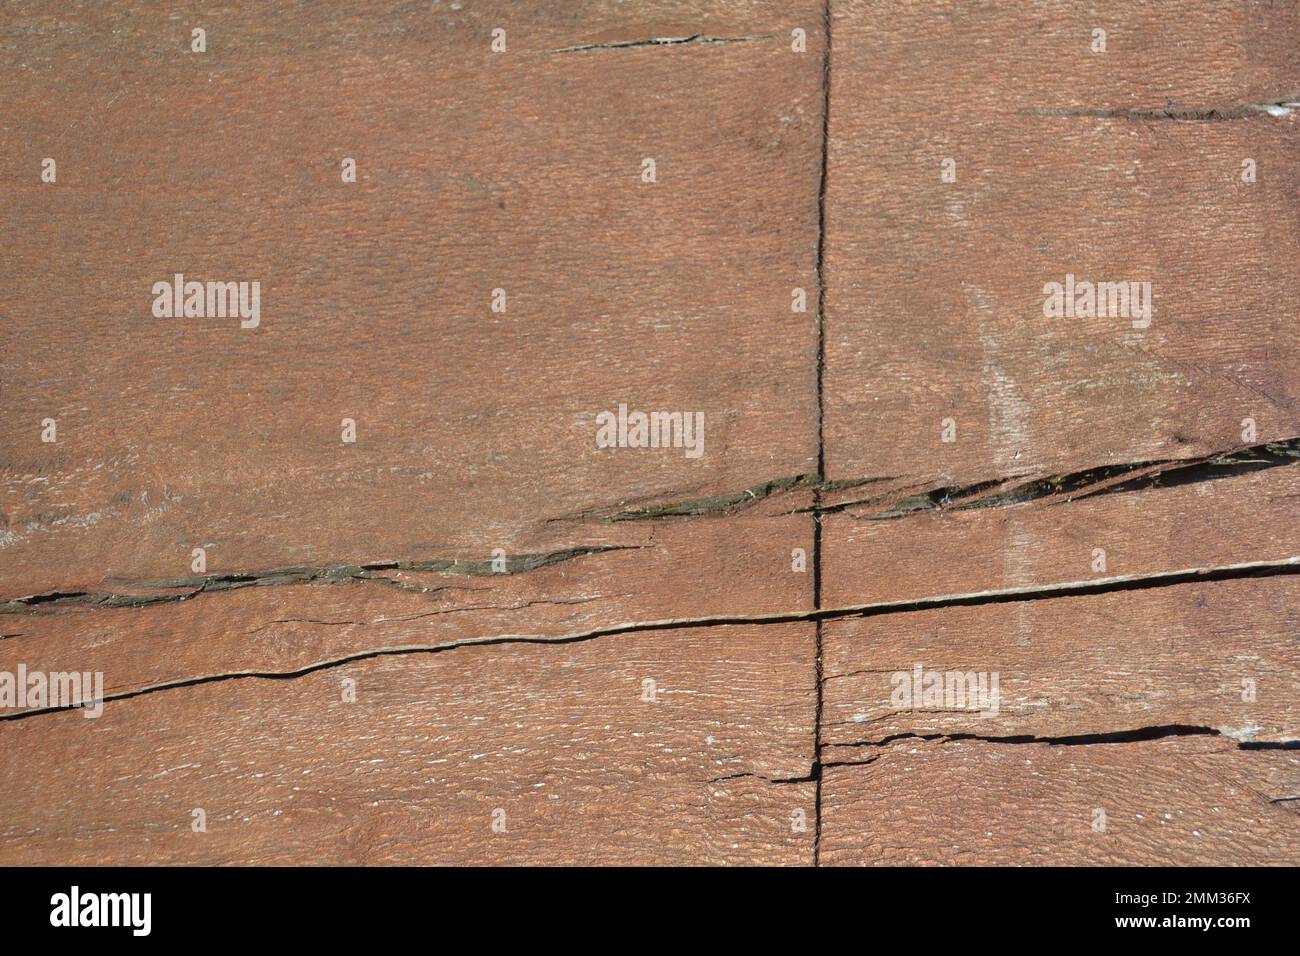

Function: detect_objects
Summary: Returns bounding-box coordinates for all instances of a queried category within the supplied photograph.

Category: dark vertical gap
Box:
[811,0,832,868]
[814,4,830,484]
[812,506,825,867]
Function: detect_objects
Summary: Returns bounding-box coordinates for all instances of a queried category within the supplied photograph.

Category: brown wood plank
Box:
[0,504,815,707]
[1,0,824,597]
[0,0,826,867]
[821,461,1300,606]
[2,0,1297,871]
[821,736,1299,866]
[824,0,1299,489]
[821,576,1300,747]
[0,622,816,865]
[814,0,1299,868]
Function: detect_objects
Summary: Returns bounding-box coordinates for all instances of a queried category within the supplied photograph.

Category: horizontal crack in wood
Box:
[4,555,1300,722]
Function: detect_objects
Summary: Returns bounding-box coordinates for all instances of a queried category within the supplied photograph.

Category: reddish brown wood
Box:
[821,736,1300,866]
[821,576,1300,747]
[1,0,1296,867]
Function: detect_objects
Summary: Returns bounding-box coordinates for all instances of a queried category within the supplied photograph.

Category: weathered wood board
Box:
[0,622,817,866]
[1,0,1296,866]
[813,0,1299,867]
[821,736,1300,866]
[822,576,1300,747]
[0,504,815,709]
[824,0,1299,487]
[0,0,825,597]
[820,461,1300,606]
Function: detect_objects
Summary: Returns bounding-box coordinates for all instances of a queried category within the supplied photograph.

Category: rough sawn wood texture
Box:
[0,1,1296,865]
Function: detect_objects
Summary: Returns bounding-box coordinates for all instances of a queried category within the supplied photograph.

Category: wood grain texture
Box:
[0,504,814,707]
[821,576,1300,747]
[821,737,1300,866]
[821,459,1300,606]
[0,0,824,596]
[0,622,816,865]
[813,0,1299,867]
[0,1,829,865]
[824,0,1299,488]
[2,0,1297,867]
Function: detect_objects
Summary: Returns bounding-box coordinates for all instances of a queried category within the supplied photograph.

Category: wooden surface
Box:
[821,736,1300,866]
[1,1,1297,865]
